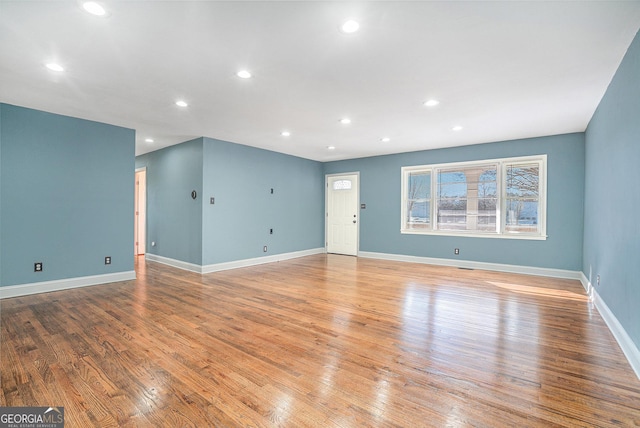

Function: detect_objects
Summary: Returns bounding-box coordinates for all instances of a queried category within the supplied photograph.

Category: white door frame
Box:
[135,167,147,256]
[325,172,360,256]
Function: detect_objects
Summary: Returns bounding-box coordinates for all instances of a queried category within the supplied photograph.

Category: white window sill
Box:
[400,229,548,240]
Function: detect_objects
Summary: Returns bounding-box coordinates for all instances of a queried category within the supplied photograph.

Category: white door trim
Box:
[135,167,147,256]
[325,172,360,256]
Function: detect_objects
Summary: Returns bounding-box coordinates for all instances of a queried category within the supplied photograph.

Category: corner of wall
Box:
[582,28,640,372]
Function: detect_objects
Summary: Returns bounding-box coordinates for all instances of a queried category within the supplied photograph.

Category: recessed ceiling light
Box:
[424,99,440,107]
[45,63,64,72]
[82,1,107,16]
[327,146,336,150]
[236,70,252,79]
[452,126,463,131]
[145,138,154,143]
[341,20,360,34]
[381,137,391,143]
[340,118,351,125]
[175,100,188,107]
[281,131,291,137]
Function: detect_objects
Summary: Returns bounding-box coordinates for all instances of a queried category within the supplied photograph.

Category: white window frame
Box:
[401,155,547,240]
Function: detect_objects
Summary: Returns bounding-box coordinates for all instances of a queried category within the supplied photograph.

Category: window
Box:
[436,164,497,232]
[333,179,352,190]
[401,155,546,239]
[405,171,431,230]
[505,162,541,233]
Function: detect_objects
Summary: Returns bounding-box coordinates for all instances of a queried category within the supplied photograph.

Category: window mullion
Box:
[498,162,505,234]
[432,168,438,231]
[537,159,545,235]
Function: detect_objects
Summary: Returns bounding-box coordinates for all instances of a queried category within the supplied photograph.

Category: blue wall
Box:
[135,138,204,265]
[584,30,640,348]
[135,137,325,267]
[0,104,135,287]
[202,138,324,265]
[324,133,585,270]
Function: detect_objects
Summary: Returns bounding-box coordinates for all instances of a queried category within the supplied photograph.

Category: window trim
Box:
[401,155,547,240]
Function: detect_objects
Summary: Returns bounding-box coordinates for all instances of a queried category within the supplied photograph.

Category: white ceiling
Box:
[2,1,640,162]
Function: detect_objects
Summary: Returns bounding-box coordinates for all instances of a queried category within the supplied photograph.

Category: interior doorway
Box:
[134,168,147,256]
[326,173,359,256]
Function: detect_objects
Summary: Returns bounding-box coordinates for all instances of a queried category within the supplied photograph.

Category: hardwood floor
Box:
[2,254,639,427]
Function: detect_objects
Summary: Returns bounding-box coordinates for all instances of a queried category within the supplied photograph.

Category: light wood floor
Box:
[2,254,639,427]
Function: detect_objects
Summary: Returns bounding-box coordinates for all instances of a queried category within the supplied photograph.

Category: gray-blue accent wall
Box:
[201,137,324,265]
[0,104,135,287]
[135,137,325,267]
[584,29,640,348]
[135,138,204,265]
[323,133,585,271]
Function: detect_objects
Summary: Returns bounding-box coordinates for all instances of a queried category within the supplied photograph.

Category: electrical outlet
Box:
[105,256,111,265]
[34,262,43,272]
[597,275,600,286]
[270,188,274,194]
[454,248,460,255]
[263,245,268,252]
[270,228,273,234]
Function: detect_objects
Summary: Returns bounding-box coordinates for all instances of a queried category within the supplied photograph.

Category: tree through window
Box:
[401,156,546,239]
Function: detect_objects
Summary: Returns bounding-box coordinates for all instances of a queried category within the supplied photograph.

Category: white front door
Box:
[326,173,359,256]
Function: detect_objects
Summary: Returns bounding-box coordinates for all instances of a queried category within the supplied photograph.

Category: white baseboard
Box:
[0,271,137,299]
[579,273,640,380]
[144,253,202,273]
[358,251,582,280]
[201,248,325,273]
[145,248,326,274]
